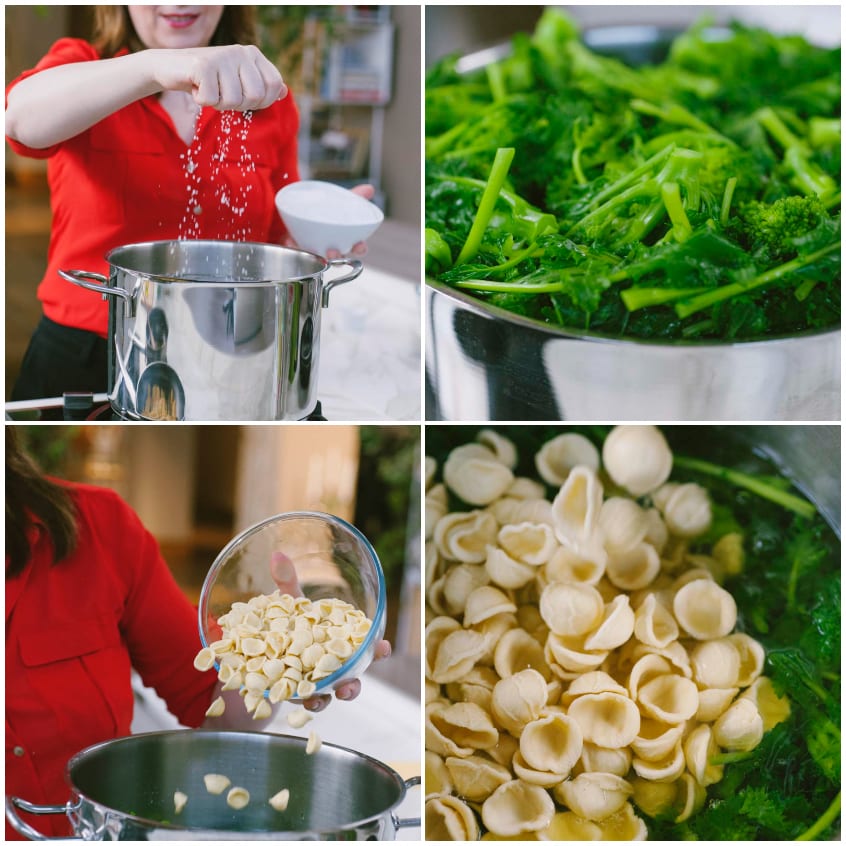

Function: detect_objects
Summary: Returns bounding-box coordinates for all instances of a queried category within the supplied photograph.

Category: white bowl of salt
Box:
[275,180,384,256]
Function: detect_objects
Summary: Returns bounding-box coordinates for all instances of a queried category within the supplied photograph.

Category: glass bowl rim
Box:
[197,510,387,699]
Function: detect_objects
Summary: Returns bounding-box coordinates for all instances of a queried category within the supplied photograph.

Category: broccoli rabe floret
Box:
[735,195,828,262]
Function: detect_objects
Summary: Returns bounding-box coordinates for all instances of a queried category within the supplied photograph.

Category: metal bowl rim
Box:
[427,277,842,348]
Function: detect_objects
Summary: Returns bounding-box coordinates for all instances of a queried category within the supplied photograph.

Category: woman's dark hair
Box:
[92,6,258,57]
[5,428,78,577]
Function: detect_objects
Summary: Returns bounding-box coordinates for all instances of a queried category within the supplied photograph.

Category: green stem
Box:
[674,242,840,319]
[486,62,507,103]
[796,791,841,841]
[673,455,817,519]
[709,750,757,765]
[622,287,703,311]
[661,181,693,241]
[795,279,818,302]
[720,176,738,226]
[455,277,565,294]
[455,147,516,266]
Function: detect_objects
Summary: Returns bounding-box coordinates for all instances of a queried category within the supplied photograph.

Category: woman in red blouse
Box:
[5,429,390,839]
[5,6,370,409]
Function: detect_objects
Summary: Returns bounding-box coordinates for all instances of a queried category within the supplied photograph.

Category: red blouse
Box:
[5,38,300,337]
[5,482,218,839]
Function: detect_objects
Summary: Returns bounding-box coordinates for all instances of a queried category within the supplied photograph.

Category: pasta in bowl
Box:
[424,425,840,840]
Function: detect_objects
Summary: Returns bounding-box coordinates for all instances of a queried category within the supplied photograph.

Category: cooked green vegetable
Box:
[425,11,841,340]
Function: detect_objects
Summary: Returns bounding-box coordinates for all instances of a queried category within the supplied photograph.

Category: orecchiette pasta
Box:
[601,425,673,496]
[554,772,633,820]
[424,426,774,842]
[444,443,515,506]
[535,432,600,486]
[195,591,372,719]
[426,793,480,840]
[481,780,556,836]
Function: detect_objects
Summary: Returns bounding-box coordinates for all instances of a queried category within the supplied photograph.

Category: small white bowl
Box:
[275,180,384,256]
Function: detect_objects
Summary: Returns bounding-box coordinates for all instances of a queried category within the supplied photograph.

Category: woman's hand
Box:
[270,552,391,712]
[152,44,286,111]
[282,183,378,258]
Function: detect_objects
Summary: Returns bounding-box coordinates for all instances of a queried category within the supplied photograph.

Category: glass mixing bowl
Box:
[198,511,386,700]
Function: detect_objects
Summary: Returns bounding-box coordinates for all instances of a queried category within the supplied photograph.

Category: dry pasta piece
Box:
[445,755,512,802]
[203,773,231,795]
[567,692,641,748]
[226,786,250,810]
[683,723,724,787]
[425,751,453,795]
[463,585,517,627]
[539,582,604,637]
[477,429,519,469]
[268,788,290,812]
[602,425,672,496]
[712,698,764,751]
[444,444,515,506]
[631,719,686,763]
[485,545,537,590]
[550,466,604,549]
[636,674,699,724]
[482,780,555,837]
[286,709,313,729]
[583,595,635,651]
[535,432,600,486]
[673,579,737,640]
[426,793,480,840]
[493,628,551,681]
[633,593,678,649]
[490,669,548,736]
[554,772,633,821]
[498,522,557,566]
[537,811,603,841]
[739,676,791,730]
[659,483,712,537]
[173,790,188,814]
[599,497,649,554]
[605,542,661,591]
[204,696,225,718]
[518,713,583,776]
[306,730,323,755]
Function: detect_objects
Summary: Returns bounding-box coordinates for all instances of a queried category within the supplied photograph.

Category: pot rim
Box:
[427,277,842,348]
[64,729,409,834]
[104,239,330,286]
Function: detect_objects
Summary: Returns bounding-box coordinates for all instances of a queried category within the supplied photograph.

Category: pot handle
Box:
[5,795,79,841]
[321,258,363,308]
[57,269,135,317]
[392,775,422,831]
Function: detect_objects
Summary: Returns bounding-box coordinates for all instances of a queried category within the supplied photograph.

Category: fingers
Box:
[375,639,392,661]
[270,551,302,597]
[302,694,331,712]
[190,45,286,111]
[334,679,362,701]
[351,183,376,201]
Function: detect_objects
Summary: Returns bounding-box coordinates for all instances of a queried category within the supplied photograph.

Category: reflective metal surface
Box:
[6,730,420,841]
[60,240,362,421]
[426,281,841,421]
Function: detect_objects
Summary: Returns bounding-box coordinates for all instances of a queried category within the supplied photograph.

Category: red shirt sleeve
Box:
[5,483,217,838]
[5,38,101,159]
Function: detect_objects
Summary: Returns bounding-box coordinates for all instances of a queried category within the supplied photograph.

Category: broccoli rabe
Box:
[425,8,841,340]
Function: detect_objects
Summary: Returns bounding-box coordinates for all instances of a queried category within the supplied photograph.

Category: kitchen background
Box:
[15,423,422,829]
[5,5,422,420]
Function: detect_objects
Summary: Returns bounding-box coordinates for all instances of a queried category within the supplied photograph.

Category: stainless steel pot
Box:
[60,240,362,421]
[425,23,841,422]
[426,281,841,421]
[6,730,420,841]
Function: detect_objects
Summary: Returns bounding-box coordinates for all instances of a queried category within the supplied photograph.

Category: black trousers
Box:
[11,317,109,417]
